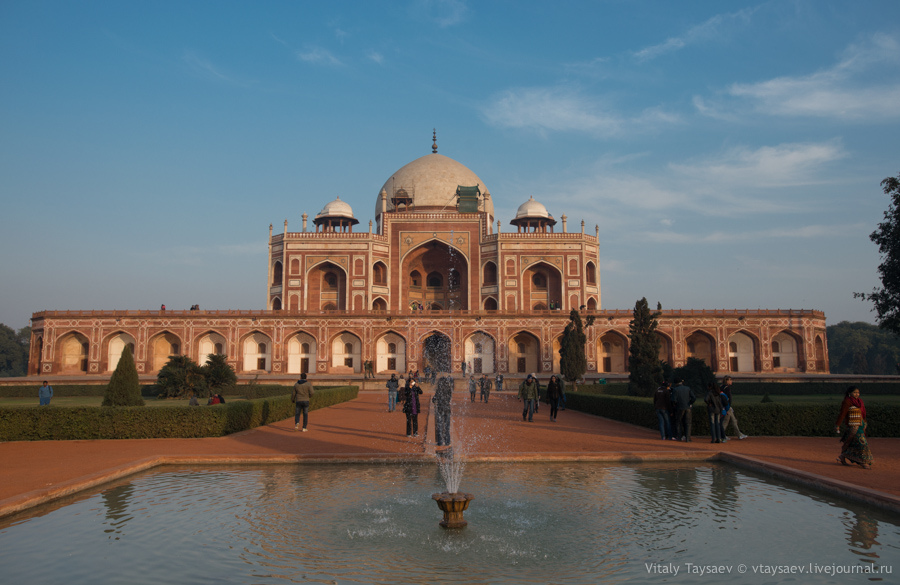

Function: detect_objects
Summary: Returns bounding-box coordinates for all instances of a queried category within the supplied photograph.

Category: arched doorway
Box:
[508,331,540,374]
[423,332,452,373]
[403,241,469,311]
[771,331,800,370]
[464,332,495,374]
[149,331,181,372]
[197,331,227,366]
[105,332,136,372]
[287,331,317,374]
[58,332,89,374]
[597,331,627,373]
[685,331,716,370]
[331,332,361,373]
[727,331,757,372]
[242,332,272,372]
[523,261,562,313]
[376,332,406,373]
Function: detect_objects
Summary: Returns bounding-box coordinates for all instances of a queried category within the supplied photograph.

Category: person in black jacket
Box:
[402,378,423,437]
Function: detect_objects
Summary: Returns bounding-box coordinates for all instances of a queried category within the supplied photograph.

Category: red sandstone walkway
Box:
[2,391,899,518]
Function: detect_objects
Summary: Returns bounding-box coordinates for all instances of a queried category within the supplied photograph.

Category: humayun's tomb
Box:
[27,135,828,378]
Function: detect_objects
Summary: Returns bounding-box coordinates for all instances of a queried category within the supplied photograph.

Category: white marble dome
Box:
[316,196,356,220]
[377,152,494,219]
[514,196,551,220]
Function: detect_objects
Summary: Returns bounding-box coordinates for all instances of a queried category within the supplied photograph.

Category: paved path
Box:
[2,391,899,518]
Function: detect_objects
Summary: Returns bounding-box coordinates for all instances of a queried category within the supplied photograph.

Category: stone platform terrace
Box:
[2,390,899,519]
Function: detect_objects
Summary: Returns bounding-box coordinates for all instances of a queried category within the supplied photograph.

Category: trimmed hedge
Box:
[561,393,900,437]
[0,386,357,441]
[0,383,317,399]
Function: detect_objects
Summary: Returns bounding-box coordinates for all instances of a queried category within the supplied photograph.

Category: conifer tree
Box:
[103,345,145,406]
[559,308,595,390]
[627,297,663,397]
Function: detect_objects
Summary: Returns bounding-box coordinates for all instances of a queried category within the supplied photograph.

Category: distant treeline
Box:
[827,321,900,375]
[0,324,30,378]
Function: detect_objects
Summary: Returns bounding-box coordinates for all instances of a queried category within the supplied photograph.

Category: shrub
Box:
[103,346,144,407]
[156,355,208,398]
[201,354,237,393]
[0,386,358,441]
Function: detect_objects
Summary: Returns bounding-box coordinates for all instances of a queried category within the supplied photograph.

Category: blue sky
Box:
[2,0,899,330]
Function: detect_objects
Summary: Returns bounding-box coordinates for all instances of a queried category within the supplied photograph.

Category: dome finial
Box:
[432,128,438,154]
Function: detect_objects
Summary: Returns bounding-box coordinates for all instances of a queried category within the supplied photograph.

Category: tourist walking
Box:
[386,373,400,412]
[364,360,374,379]
[479,374,492,402]
[835,386,874,469]
[720,376,749,439]
[468,375,478,402]
[292,373,315,432]
[704,383,725,443]
[38,381,53,406]
[546,375,563,421]
[671,378,695,442]
[432,376,453,446]
[495,373,504,392]
[653,381,672,440]
[519,374,539,422]
[402,378,423,437]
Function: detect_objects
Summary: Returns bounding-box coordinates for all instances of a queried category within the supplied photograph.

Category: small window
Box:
[410,270,421,288]
[388,342,397,353]
[301,342,310,353]
[324,273,338,290]
[474,343,483,353]
[772,341,781,353]
[171,343,180,354]
[427,272,443,288]
[532,273,547,288]
[258,343,267,354]
[344,342,353,354]
[517,342,526,353]
[729,342,738,352]
[214,343,223,354]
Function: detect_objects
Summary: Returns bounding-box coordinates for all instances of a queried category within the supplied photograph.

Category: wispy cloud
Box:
[296,46,343,66]
[482,86,679,137]
[639,222,865,244]
[719,33,900,120]
[367,50,385,65]
[669,140,847,189]
[182,50,250,85]
[633,6,758,62]
[412,0,469,28]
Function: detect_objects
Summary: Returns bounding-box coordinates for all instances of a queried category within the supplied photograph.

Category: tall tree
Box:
[0,324,30,377]
[103,345,145,406]
[559,308,595,390]
[627,298,663,397]
[856,172,900,335]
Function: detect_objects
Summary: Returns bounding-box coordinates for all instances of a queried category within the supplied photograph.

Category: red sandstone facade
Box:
[28,143,829,378]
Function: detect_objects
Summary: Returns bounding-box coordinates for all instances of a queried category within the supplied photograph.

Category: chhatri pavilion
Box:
[28,135,828,378]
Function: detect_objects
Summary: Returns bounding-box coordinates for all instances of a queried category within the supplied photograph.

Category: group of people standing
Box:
[468,374,493,403]
[654,376,748,443]
[518,373,566,422]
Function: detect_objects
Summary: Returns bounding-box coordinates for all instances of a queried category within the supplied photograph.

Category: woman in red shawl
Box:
[835,386,873,468]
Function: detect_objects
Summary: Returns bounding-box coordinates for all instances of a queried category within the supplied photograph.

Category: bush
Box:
[103,346,144,407]
[0,386,358,441]
[561,393,900,437]
[156,355,208,398]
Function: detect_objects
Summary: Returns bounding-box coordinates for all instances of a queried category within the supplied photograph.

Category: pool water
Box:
[0,462,897,584]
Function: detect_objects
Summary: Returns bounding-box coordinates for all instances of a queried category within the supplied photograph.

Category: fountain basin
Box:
[431,491,474,528]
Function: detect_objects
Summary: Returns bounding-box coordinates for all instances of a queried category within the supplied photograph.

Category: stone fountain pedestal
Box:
[431,492,474,528]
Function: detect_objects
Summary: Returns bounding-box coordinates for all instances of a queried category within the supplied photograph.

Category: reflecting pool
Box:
[1,462,898,584]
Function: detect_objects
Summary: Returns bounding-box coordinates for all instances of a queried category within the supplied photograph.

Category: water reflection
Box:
[1,462,898,585]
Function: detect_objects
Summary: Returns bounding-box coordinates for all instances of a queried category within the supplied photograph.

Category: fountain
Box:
[431,491,475,528]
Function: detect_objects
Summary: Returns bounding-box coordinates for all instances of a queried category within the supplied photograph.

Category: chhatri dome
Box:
[376,132,494,223]
[513,196,551,220]
[316,196,356,220]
